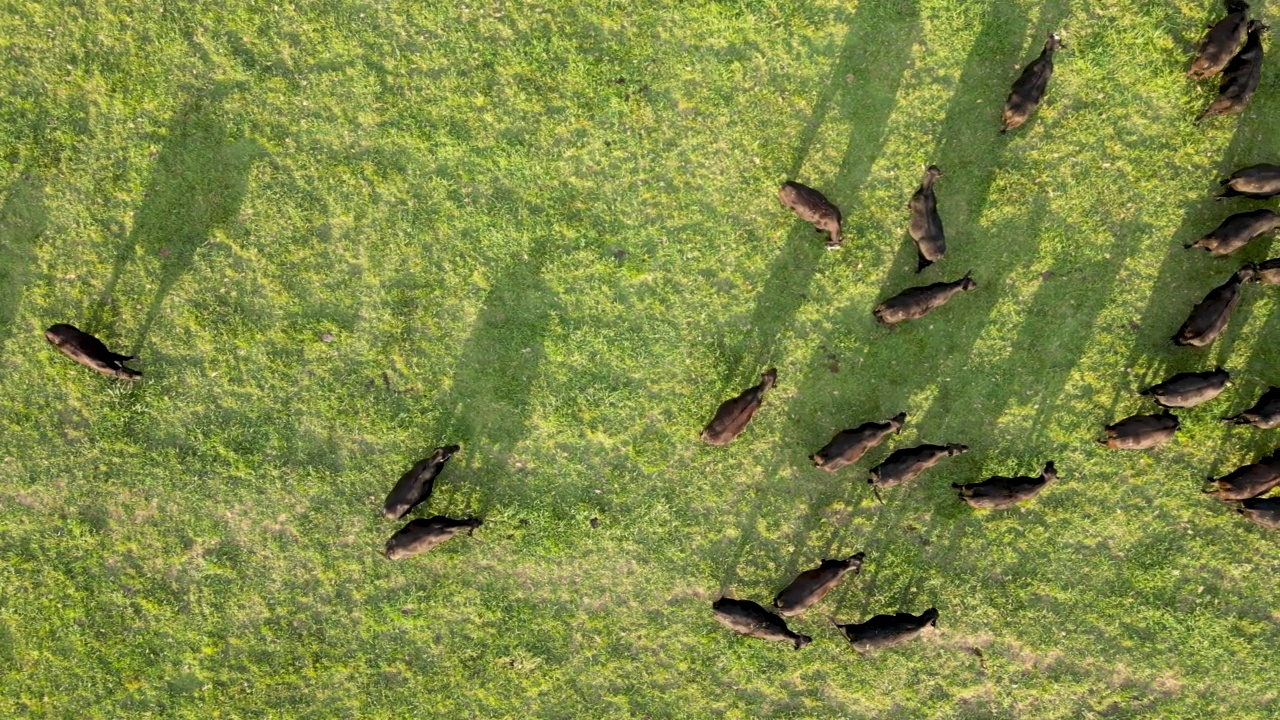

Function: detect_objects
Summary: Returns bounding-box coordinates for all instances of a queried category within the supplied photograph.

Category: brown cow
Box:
[1140,368,1230,408]
[383,445,460,520]
[712,597,812,649]
[384,516,482,560]
[778,182,843,248]
[812,413,907,472]
[1098,412,1180,450]
[954,461,1057,509]
[1172,267,1254,347]
[874,273,977,325]
[834,608,939,654]
[701,369,777,445]
[1001,33,1062,133]
[1188,0,1250,80]
[772,553,865,617]
[1224,386,1280,429]
[908,165,946,272]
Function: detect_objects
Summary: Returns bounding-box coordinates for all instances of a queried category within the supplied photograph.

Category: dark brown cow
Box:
[383,445,460,520]
[1172,267,1254,347]
[908,165,945,272]
[1224,386,1280,429]
[1204,451,1280,500]
[954,461,1058,509]
[701,369,777,445]
[44,324,141,380]
[874,273,977,325]
[1218,163,1280,200]
[1140,368,1230,408]
[1238,496,1280,529]
[869,443,968,488]
[1188,0,1250,80]
[1186,210,1280,255]
[384,516,482,560]
[712,597,812,649]
[1001,33,1062,133]
[811,413,907,472]
[1098,412,1180,450]
[1254,258,1280,284]
[778,182,843,248]
[835,608,938,654]
[1197,20,1267,122]
[772,553,864,617]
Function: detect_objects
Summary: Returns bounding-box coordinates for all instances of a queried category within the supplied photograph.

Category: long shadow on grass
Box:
[721,0,921,389]
[716,0,1064,594]
[88,85,262,355]
[426,241,562,515]
[0,174,47,371]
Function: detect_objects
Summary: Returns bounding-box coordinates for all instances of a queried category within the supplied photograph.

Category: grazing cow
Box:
[1186,210,1280,255]
[383,445,461,520]
[711,597,812,649]
[908,165,946,272]
[384,516,482,560]
[772,552,865,617]
[1254,258,1280,283]
[835,608,939,654]
[1188,0,1251,80]
[874,273,977,325]
[812,413,907,472]
[1172,267,1254,347]
[869,443,969,488]
[1140,368,1230,408]
[954,461,1057,509]
[778,182,843,248]
[1204,451,1280,500]
[1224,386,1280,429]
[44,324,141,380]
[1001,33,1062,133]
[1218,163,1280,200]
[1196,20,1267,121]
[701,369,777,445]
[1098,411,1180,450]
[1238,496,1280,529]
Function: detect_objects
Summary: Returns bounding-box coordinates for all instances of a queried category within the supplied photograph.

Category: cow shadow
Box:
[0,174,48,370]
[720,0,923,391]
[88,85,263,356]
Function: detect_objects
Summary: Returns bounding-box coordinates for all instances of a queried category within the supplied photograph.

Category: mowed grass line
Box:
[1,0,1278,717]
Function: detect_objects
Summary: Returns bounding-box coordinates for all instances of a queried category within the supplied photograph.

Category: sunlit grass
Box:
[1,0,1279,718]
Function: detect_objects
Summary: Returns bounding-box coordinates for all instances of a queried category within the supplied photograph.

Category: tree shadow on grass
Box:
[0,174,47,372]
[88,84,262,357]
[721,0,922,389]
[716,0,1069,595]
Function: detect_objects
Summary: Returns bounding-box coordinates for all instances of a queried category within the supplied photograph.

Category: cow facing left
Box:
[44,324,141,380]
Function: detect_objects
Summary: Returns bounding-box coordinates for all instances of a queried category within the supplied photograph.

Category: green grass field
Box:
[2,0,1279,717]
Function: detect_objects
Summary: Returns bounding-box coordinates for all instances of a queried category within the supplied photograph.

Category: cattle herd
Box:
[33,1,1280,657]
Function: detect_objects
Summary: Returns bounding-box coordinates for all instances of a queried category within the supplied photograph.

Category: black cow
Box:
[44,324,141,380]
[1001,33,1062,133]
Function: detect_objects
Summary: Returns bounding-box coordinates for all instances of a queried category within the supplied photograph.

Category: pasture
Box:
[1,0,1278,717]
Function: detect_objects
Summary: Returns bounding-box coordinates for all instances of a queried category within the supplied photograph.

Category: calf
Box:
[772,552,865,617]
[1172,267,1253,347]
[44,324,141,380]
[874,273,977,325]
[954,461,1057,509]
[1254,258,1280,284]
[811,412,907,472]
[869,443,968,488]
[701,369,777,445]
[1203,451,1280,500]
[1001,33,1062,133]
[1197,20,1267,121]
[1140,368,1230,408]
[1186,210,1280,255]
[1098,411,1180,450]
[712,597,812,649]
[1188,0,1250,80]
[1238,496,1280,529]
[835,608,938,654]
[908,165,946,271]
[1224,386,1280,429]
[383,445,460,520]
[778,182,843,248]
[384,516,482,560]
[1218,163,1280,200]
